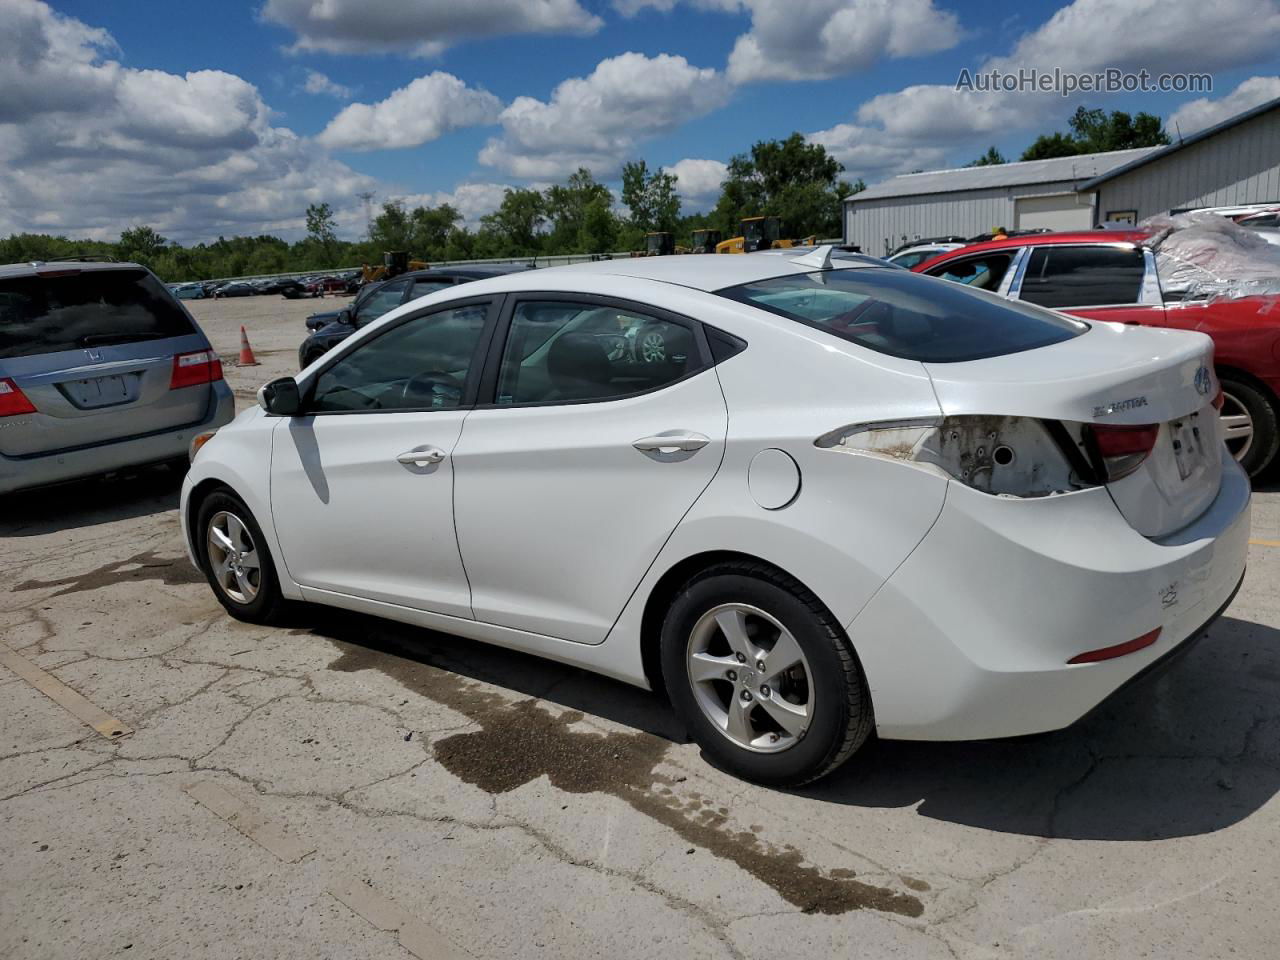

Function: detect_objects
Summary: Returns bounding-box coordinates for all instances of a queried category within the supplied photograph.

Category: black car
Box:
[297,264,533,367]
[214,281,255,297]
[279,278,312,299]
[304,280,384,331]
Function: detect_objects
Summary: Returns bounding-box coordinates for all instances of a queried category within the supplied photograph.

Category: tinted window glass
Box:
[354,280,409,326]
[1019,246,1144,308]
[497,301,701,404]
[0,268,195,359]
[890,249,941,269]
[310,303,488,412]
[925,253,1013,291]
[411,280,453,299]
[717,268,1085,363]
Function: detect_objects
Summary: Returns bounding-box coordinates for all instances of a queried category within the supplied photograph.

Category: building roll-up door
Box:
[1013,193,1095,231]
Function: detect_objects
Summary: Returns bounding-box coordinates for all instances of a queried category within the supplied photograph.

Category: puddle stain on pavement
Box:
[328,639,924,918]
[13,550,205,597]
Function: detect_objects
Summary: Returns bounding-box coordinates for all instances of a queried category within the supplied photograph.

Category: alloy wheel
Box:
[685,603,814,754]
[639,328,667,363]
[206,510,261,604]
[1220,390,1254,462]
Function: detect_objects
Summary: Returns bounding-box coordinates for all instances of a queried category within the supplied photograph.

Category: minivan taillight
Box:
[0,378,36,417]
[1087,423,1159,481]
[170,350,223,389]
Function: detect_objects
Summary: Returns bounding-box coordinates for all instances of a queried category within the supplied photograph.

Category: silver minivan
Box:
[0,259,234,493]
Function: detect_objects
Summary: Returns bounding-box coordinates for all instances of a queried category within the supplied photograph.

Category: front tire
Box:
[1219,375,1279,477]
[196,490,287,624]
[660,563,873,786]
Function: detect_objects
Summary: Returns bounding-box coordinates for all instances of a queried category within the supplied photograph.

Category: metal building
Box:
[843,96,1280,256]
[1080,97,1280,221]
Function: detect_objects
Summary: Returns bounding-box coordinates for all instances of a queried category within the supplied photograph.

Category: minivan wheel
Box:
[660,563,873,786]
[1219,375,1279,477]
[196,490,287,624]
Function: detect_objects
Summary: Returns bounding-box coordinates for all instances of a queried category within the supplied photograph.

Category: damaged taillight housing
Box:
[1084,422,1160,481]
[816,415,1085,498]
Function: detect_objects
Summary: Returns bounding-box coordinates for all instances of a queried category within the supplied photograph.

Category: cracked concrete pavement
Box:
[3,296,1280,958]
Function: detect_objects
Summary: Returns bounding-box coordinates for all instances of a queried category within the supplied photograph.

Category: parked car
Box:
[171,283,205,300]
[213,282,254,298]
[297,264,533,367]
[0,260,234,493]
[886,242,965,269]
[913,230,1280,476]
[279,279,312,299]
[183,248,1248,786]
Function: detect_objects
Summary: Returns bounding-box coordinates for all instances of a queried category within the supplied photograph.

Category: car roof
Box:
[480,248,892,293]
[0,259,148,280]
[910,230,1151,272]
[397,264,533,283]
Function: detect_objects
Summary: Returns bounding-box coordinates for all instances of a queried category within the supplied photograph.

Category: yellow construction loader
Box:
[715,216,817,254]
[690,229,722,253]
[360,250,429,284]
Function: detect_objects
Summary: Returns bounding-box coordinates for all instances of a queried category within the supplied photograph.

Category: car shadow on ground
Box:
[298,605,1280,843]
[0,462,185,537]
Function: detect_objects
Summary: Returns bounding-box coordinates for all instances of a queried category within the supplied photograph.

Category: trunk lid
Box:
[924,321,1223,537]
[0,266,215,458]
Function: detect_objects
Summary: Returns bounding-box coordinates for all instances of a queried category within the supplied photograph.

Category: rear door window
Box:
[923,253,1014,291]
[1018,246,1144,308]
[717,268,1085,363]
[0,268,195,359]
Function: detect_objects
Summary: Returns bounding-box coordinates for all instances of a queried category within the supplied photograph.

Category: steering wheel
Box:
[401,370,463,407]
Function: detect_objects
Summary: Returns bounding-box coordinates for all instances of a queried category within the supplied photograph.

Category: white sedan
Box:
[182,247,1250,785]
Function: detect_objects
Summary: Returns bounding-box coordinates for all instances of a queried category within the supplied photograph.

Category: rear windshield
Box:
[0,268,195,360]
[716,268,1086,362]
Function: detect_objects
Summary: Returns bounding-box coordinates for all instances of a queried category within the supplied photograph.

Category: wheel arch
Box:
[637,549,843,697]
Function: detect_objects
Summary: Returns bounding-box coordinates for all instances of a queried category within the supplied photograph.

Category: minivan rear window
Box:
[716,268,1086,363]
[0,268,196,360]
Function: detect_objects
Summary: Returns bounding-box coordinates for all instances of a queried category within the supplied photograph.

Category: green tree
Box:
[479,188,545,255]
[966,146,1007,167]
[370,201,412,251]
[544,168,614,252]
[1020,107,1171,160]
[622,160,681,234]
[712,133,847,239]
[117,225,167,265]
[578,194,617,254]
[305,202,338,264]
[409,204,461,258]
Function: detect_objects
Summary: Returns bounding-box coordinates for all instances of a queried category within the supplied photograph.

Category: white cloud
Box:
[1167,75,1280,136]
[0,0,374,243]
[317,73,501,151]
[808,0,1280,187]
[389,183,515,230]
[663,158,727,208]
[806,123,948,183]
[302,70,352,99]
[262,0,602,57]
[726,0,962,85]
[478,52,730,179]
[614,0,741,15]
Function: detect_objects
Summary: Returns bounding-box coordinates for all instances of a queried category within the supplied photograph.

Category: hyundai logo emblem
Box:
[1194,365,1212,396]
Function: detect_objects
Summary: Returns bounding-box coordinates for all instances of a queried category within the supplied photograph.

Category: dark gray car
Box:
[0,260,235,493]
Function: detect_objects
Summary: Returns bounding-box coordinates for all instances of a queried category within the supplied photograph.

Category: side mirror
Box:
[258,377,302,416]
[339,308,354,325]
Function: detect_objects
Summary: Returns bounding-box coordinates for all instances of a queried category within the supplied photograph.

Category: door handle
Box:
[396,447,445,466]
[632,432,710,454]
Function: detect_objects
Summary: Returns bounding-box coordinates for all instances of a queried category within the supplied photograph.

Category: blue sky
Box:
[6,0,1280,241]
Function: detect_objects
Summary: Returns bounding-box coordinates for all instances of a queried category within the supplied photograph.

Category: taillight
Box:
[1087,423,1159,481]
[0,378,36,417]
[170,350,223,390]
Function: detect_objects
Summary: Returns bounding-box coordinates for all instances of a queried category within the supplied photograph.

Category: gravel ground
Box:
[2,294,1279,959]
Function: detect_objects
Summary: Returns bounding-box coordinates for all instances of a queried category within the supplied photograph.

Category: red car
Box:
[914,231,1280,476]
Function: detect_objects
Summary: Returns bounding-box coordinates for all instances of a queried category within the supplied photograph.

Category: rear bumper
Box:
[0,381,234,494]
[850,445,1252,741]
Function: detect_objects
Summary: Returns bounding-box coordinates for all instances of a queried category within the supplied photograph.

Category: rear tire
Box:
[1219,375,1279,478]
[659,562,873,786]
[196,489,288,625]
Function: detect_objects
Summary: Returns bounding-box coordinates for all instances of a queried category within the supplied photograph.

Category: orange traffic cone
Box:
[238,325,259,366]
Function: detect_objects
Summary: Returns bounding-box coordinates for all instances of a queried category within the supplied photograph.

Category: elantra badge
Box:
[1093,396,1148,418]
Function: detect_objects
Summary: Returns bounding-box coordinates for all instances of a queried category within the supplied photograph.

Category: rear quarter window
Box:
[1019,245,1144,308]
[0,268,195,359]
[717,267,1086,363]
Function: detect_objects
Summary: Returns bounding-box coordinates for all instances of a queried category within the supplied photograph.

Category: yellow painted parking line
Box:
[1249,538,1280,548]
[185,781,315,863]
[0,641,132,740]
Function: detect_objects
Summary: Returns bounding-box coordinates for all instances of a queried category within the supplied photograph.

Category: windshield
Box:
[0,268,195,359]
[716,268,1087,363]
